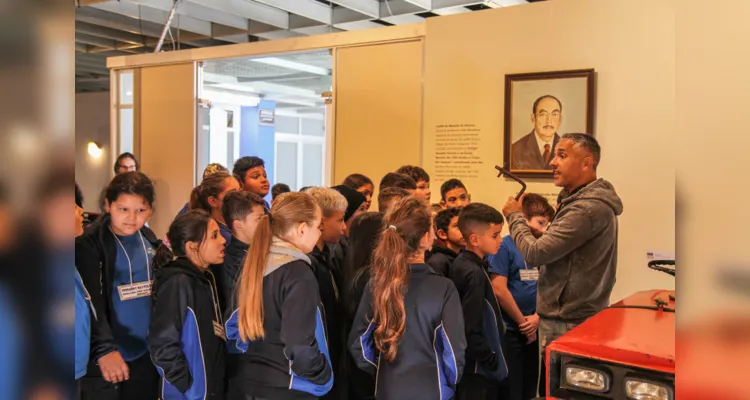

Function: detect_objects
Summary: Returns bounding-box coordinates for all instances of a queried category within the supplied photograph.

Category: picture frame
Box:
[503,69,596,178]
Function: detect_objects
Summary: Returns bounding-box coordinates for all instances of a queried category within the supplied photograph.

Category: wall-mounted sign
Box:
[259,108,275,125]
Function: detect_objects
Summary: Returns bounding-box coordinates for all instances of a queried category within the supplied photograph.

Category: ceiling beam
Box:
[75,32,118,49]
[380,0,424,17]
[183,0,287,29]
[254,30,306,40]
[128,0,250,30]
[328,0,379,18]
[382,13,425,24]
[332,7,372,25]
[250,0,331,25]
[432,6,471,15]
[90,0,213,37]
[333,20,385,31]
[293,25,343,35]
[75,6,168,37]
[400,0,430,9]
[75,21,147,46]
[75,64,111,75]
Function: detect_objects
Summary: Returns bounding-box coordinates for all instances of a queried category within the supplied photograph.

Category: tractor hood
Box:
[548,290,675,374]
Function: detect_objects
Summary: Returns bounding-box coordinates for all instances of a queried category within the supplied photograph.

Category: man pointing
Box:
[502,133,623,392]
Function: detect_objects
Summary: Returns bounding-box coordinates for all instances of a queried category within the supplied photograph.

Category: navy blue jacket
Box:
[225,242,333,399]
[149,257,226,399]
[449,250,508,382]
[210,236,248,314]
[349,263,467,400]
[426,244,459,278]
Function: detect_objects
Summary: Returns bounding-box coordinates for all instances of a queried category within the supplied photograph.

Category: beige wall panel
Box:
[334,40,424,211]
[139,63,196,237]
[422,0,675,302]
[676,0,750,323]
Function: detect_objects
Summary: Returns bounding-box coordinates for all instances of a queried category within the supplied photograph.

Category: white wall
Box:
[75,91,112,212]
[422,0,675,302]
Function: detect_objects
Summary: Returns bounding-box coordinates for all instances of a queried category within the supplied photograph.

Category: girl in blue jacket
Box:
[225,192,333,399]
[349,197,467,400]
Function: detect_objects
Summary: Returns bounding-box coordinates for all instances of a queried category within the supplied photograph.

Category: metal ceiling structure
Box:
[75,0,531,92]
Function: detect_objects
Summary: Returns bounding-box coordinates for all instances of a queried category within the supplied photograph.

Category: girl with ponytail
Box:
[148,210,227,399]
[188,171,240,245]
[348,197,467,399]
[225,192,334,399]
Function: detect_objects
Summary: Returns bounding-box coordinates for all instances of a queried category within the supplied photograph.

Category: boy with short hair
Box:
[233,156,271,212]
[304,187,352,399]
[212,190,267,311]
[450,203,507,400]
[377,187,411,214]
[440,179,472,209]
[379,172,417,193]
[489,193,554,400]
[427,208,465,277]
[396,165,431,200]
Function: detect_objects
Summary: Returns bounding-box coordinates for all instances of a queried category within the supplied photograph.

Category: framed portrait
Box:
[503,69,595,178]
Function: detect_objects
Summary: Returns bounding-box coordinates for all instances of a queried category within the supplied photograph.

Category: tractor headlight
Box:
[564,365,610,392]
[625,379,672,400]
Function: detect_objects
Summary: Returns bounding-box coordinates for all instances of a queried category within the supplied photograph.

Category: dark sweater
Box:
[449,250,508,382]
[426,243,459,277]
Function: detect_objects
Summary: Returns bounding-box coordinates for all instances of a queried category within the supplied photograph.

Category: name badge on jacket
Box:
[519,268,539,282]
[117,281,152,301]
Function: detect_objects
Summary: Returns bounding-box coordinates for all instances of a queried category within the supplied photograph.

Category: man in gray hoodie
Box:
[502,133,623,386]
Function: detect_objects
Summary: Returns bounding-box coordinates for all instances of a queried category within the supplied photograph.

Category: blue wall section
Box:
[240,99,276,204]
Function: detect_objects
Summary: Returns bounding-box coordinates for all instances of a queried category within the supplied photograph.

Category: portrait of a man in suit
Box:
[510,95,562,170]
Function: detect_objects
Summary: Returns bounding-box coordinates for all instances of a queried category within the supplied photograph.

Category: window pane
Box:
[119,108,133,154]
[276,142,298,190]
[301,118,324,137]
[119,72,134,105]
[302,143,323,187]
[276,115,299,134]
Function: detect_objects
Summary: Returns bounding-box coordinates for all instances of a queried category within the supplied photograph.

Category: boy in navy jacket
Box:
[427,208,465,277]
[450,203,507,400]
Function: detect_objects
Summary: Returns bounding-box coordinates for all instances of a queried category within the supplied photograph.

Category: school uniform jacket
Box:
[349,263,467,400]
[210,236,248,314]
[149,258,226,399]
[225,239,333,400]
[308,244,344,376]
[426,244,459,278]
[74,214,161,365]
[449,250,508,382]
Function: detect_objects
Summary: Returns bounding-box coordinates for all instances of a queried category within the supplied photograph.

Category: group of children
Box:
[75,154,555,400]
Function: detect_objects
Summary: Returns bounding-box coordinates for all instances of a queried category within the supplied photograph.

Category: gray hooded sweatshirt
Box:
[507,178,624,323]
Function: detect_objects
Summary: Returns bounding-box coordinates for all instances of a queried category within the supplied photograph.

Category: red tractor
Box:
[535,260,675,400]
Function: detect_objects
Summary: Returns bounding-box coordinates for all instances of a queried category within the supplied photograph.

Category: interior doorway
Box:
[198,50,332,196]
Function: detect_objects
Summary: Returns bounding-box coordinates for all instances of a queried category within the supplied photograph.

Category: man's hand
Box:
[502,193,527,217]
[526,331,537,344]
[98,351,130,383]
[519,313,540,336]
